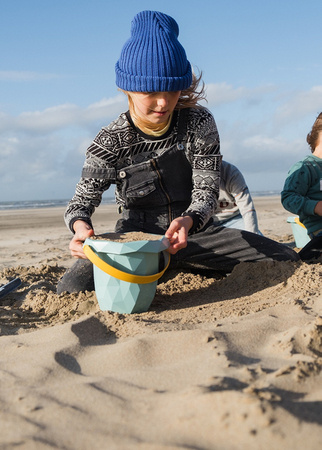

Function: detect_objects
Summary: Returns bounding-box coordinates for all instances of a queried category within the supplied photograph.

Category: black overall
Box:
[115,109,193,234]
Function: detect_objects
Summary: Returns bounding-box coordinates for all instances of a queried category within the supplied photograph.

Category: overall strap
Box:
[176,108,189,145]
[82,166,117,183]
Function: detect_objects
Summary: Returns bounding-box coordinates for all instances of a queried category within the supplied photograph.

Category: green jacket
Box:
[281,155,322,235]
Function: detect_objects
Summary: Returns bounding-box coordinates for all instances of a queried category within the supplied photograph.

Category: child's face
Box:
[130,91,181,124]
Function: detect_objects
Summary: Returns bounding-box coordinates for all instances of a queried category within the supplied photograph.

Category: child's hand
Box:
[69,220,94,258]
[314,201,322,216]
[165,216,193,254]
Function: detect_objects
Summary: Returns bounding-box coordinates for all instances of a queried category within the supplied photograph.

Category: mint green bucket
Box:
[287,216,310,248]
[83,234,170,314]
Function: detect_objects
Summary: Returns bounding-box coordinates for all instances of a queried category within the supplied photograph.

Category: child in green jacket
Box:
[282,112,322,238]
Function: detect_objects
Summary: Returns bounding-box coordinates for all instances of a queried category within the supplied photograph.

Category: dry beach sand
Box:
[0,197,321,449]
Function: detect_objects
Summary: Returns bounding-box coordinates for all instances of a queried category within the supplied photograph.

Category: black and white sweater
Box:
[65,107,221,233]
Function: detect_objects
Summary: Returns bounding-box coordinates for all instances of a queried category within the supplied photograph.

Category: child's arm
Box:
[183,109,221,233]
[281,162,317,217]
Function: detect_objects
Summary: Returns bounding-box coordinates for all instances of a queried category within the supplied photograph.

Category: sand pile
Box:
[0,201,321,449]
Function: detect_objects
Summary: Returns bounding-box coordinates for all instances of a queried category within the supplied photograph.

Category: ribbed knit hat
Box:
[115,10,192,92]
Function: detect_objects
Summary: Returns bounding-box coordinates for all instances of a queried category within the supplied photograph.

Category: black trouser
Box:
[57,216,299,294]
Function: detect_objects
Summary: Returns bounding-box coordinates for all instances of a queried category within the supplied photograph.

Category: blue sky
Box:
[1,0,322,201]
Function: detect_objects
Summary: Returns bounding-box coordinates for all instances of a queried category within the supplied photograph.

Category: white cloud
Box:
[242,135,289,152]
[0,84,319,201]
[0,95,127,134]
[85,97,128,122]
[0,94,128,200]
[275,85,322,122]
[0,70,60,81]
[205,82,276,106]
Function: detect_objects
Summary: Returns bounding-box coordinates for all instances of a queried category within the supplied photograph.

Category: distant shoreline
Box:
[0,192,281,211]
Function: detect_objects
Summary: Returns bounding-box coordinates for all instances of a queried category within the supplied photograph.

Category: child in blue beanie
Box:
[58,10,299,294]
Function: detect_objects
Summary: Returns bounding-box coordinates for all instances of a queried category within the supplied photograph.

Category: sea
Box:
[0,191,280,211]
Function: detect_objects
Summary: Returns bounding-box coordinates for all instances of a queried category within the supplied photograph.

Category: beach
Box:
[0,197,321,449]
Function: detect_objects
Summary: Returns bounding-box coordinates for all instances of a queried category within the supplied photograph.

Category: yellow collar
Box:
[132,113,173,137]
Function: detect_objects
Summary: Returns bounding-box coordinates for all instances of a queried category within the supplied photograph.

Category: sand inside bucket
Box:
[91,232,164,243]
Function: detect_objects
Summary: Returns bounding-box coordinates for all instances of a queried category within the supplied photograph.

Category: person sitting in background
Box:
[281,112,322,239]
[212,160,262,235]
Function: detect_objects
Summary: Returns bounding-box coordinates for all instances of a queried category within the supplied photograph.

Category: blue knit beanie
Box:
[115,10,192,92]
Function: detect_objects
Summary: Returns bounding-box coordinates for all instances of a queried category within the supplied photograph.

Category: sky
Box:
[1,0,322,202]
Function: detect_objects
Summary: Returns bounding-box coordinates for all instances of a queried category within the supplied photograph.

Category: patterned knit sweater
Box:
[65,107,221,233]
